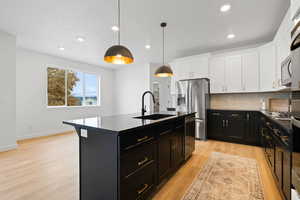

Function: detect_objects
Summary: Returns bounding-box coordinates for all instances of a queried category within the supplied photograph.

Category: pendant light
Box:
[155,22,173,77]
[104,0,134,64]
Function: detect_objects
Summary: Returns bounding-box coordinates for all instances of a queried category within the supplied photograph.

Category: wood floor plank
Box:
[0,133,282,200]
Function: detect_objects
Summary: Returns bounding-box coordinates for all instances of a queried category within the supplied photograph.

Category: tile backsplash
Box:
[210,92,290,111]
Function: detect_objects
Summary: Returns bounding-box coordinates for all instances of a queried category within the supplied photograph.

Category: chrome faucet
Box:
[142,91,155,116]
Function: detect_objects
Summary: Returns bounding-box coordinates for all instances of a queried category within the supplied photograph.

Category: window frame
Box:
[46,65,101,108]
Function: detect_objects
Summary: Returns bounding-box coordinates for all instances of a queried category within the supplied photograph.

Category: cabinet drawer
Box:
[120,128,155,151]
[120,141,156,179]
[120,162,156,200]
[226,111,246,119]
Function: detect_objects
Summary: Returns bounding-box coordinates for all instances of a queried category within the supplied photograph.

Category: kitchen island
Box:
[63,111,195,200]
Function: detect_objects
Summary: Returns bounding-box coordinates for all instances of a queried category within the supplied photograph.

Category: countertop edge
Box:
[63,112,196,134]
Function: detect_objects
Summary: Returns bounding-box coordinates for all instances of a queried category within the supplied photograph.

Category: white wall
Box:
[16,48,115,140]
[114,64,150,115]
[0,31,17,151]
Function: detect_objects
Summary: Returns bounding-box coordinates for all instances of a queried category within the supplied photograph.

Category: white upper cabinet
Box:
[170,54,210,94]
[259,42,277,91]
[187,55,210,79]
[225,55,243,92]
[242,51,260,92]
[209,57,225,93]
[174,54,210,80]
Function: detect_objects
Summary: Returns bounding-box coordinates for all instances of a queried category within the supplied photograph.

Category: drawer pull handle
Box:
[231,114,239,117]
[212,113,220,116]
[137,136,149,143]
[137,184,149,195]
[138,157,149,166]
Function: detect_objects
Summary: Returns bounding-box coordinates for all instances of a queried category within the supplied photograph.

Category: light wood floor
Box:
[0,132,282,200]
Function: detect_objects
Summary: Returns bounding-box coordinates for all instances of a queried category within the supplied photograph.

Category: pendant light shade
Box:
[154,64,173,77]
[155,22,173,77]
[104,0,134,64]
[104,45,134,64]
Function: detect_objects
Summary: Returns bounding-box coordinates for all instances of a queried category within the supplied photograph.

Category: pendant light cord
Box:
[118,0,121,45]
[162,25,165,65]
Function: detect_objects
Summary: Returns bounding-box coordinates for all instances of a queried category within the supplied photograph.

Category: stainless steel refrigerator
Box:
[177,78,210,140]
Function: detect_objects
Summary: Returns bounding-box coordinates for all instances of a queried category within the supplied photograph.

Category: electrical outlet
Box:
[81,129,88,138]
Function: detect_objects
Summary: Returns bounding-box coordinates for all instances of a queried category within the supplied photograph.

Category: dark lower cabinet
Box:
[245,112,260,146]
[275,146,283,188]
[121,163,156,200]
[120,116,194,200]
[207,112,223,139]
[225,112,246,141]
[283,149,291,200]
[261,116,291,200]
[171,125,185,169]
[75,114,195,200]
[207,110,260,145]
[158,122,186,184]
[157,130,172,183]
[208,110,292,200]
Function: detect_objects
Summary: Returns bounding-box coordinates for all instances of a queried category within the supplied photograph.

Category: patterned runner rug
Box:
[182,152,264,200]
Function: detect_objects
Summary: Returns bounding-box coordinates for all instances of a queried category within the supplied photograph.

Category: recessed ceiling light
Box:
[220,4,231,12]
[58,46,65,51]
[145,45,151,49]
[76,36,85,42]
[227,34,235,39]
[111,26,119,32]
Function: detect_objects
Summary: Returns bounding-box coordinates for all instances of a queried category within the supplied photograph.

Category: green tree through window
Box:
[47,67,99,107]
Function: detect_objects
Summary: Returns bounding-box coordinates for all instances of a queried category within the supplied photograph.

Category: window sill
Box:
[47,105,101,110]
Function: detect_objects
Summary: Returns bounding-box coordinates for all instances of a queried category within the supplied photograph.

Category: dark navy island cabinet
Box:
[64,112,195,200]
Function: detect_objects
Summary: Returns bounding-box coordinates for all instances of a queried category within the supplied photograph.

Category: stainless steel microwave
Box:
[281,56,292,86]
[291,21,300,91]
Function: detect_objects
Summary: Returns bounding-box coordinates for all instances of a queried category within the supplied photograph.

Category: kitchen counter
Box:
[208,109,293,134]
[63,111,196,200]
[63,111,194,134]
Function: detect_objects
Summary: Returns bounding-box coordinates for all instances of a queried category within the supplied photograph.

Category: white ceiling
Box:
[0,0,290,68]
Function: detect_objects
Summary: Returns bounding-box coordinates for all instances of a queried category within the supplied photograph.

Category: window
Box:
[47,67,100,107]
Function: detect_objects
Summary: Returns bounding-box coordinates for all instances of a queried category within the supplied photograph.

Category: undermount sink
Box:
[134,114,175,120]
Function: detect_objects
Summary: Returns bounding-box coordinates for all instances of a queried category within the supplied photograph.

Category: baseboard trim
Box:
[0,143,18,152]
[18,130,75,142]
[18,128,74,141]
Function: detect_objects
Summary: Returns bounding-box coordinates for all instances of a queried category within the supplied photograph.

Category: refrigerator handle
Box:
[187,82,190,112]
[189,82,192,112]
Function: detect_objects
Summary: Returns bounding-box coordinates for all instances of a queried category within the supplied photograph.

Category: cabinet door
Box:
[244,112,260,145]
[242,52,260,92]
[188,56,209,79]
[171,125,184,168]
[225,55,243,92]
[283,150,291,200]
[259,42,277,91]
[226,112,246,141]
[207,111,224,139]
[157,130,172,183]
[209,57,225,93]
[176,61,189,81]
[275,146,283,188]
